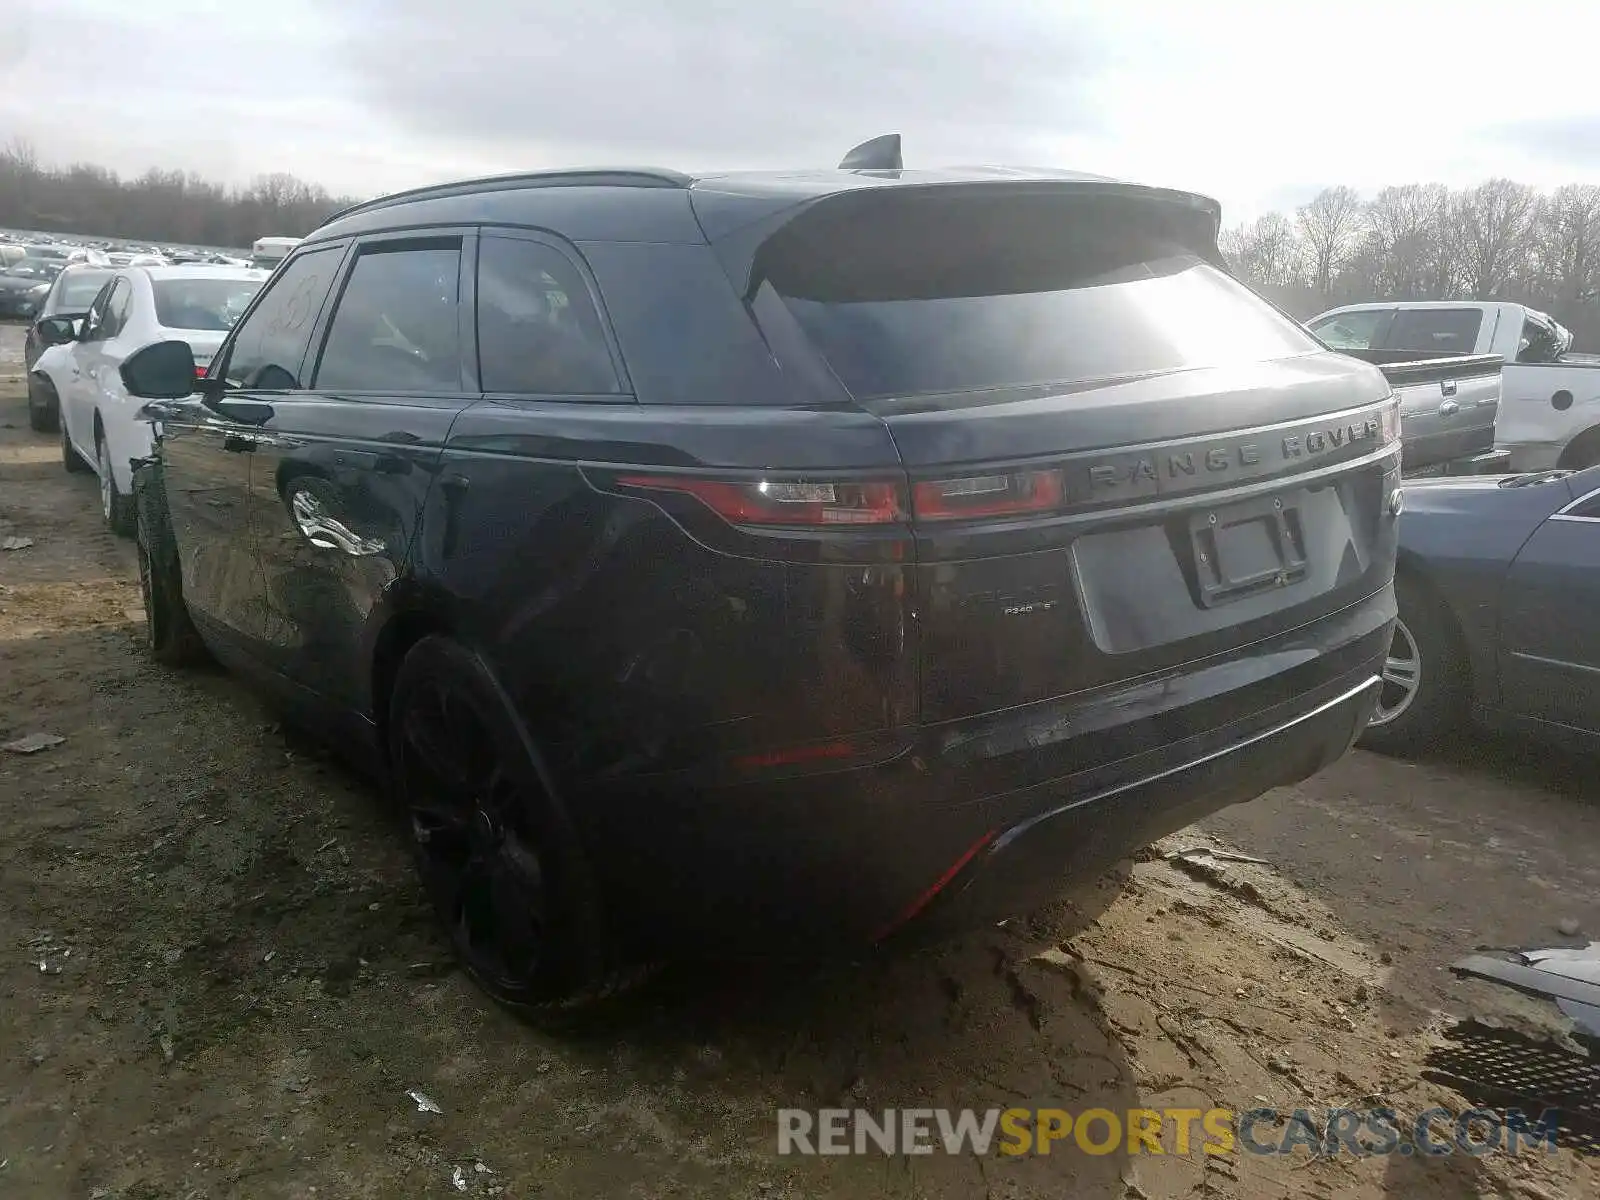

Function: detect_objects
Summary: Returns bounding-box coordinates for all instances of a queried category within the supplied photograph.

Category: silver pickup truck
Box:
[1308,308,1504,473]
[1345,349,1502,473]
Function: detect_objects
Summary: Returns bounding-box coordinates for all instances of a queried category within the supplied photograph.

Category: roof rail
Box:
[318,167,694,227]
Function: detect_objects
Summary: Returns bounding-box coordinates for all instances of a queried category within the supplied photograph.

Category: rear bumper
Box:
[579,591,1391,956]
[907,673,1379,939]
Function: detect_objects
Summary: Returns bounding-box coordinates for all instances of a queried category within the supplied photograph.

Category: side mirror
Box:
[120,340,200,400]
[35,315,79,347]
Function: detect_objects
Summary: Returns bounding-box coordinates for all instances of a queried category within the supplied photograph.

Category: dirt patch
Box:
[0,326,1594,1198]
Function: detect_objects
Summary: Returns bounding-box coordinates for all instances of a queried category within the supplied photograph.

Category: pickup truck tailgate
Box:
[1343,351,1502,471]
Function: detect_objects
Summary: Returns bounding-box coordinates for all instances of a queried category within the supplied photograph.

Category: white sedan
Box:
[35,264,267,534]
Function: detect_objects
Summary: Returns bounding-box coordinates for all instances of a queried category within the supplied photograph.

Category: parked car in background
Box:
[1308,301,1600,471]
[1310,304,1512,474]
[0,258,63,318]
[23,264,115,429]
[24,243,108,266]
[249,235,300,270]
[32,264,266,532]
[115,145,1401,1009]
[1360,463,1600,754]
[0,243,27,269]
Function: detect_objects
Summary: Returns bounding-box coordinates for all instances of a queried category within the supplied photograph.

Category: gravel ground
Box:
[1,324,1595,1199]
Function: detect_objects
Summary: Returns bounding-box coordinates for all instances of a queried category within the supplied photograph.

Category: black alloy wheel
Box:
[388,636,636,1010]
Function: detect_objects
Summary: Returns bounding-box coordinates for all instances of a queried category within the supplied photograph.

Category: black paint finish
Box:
[145,165,1402,954]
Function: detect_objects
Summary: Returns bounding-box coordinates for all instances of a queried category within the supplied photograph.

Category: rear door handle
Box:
[1441,378,1458,397]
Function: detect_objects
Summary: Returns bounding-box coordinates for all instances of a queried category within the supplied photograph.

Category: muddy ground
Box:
[1,324,1596,1199]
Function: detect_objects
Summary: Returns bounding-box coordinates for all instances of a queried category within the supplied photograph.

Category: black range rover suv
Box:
[117,147,1401,1008]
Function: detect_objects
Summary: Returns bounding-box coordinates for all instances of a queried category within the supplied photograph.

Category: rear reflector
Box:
[912,469,1064,521]
[617,475,904,526]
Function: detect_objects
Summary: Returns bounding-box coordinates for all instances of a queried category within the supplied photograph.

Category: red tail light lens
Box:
[911,469,1064,521]
[194,364,208,379]
[616,475,904,526]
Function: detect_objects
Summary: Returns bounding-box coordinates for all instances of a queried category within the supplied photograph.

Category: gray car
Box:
[1361,464,1600,752]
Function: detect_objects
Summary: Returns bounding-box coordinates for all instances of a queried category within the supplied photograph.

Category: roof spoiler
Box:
[839,134,903,171]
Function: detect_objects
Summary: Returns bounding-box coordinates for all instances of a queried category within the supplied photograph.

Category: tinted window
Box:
[1380,309,1482,355]
[223,246,343,390]
[314,244,463,392]
[153,278,263,331]
[1309,309,1392,350]
[764,198,1318,400]
[581,240,787,405]
[477,236,618,394]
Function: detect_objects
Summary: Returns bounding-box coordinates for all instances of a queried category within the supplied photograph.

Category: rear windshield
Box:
[1382,308,1482,355]
[762,194,1319,400]
[153,278,263,331]
[56,271,112,310]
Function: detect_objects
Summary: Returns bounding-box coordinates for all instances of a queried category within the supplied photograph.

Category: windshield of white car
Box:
[5,259,61,280]
[152,278,263,331]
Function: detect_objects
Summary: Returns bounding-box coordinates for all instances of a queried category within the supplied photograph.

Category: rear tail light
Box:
[194,364,209,379]
[1379,397,1401,445]
[616,475,904,526]
[911,469,1064,521]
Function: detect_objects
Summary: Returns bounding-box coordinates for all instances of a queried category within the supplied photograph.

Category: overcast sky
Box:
[5,0,1599,224]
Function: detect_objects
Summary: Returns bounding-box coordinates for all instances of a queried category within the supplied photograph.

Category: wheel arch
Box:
[1392,552,1481,704]
[1557,423,1600,470]
[368,598,454,744]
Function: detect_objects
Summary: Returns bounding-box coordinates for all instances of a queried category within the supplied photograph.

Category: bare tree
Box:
[1296,186,1364,299]
[0,150,359,248]
[1533,184,1600,309]
[1453,179,1538,299]
[1365,183,1450,298]
[1221,213,1303,288]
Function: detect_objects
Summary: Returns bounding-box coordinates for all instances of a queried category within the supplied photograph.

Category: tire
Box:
[26,376,58,433]
[61,416,90,474]
[131,459,207,667]
[1358,577,1466,756]
[388,636,643,1012]
[96,426,136,537]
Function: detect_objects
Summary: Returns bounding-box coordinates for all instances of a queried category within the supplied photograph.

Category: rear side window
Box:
[476,235,619,395]
[580,240,791,405]
[315,242,463,393]
[54,270,111,312]
[759,193,1319,401]
[224,246,343,389]
[1381,309,1482,355]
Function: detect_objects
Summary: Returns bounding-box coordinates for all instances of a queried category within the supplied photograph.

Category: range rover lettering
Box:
[116,138,1402,1009]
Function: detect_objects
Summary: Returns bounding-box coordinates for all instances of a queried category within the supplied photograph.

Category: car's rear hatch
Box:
[733,183,1399,730]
